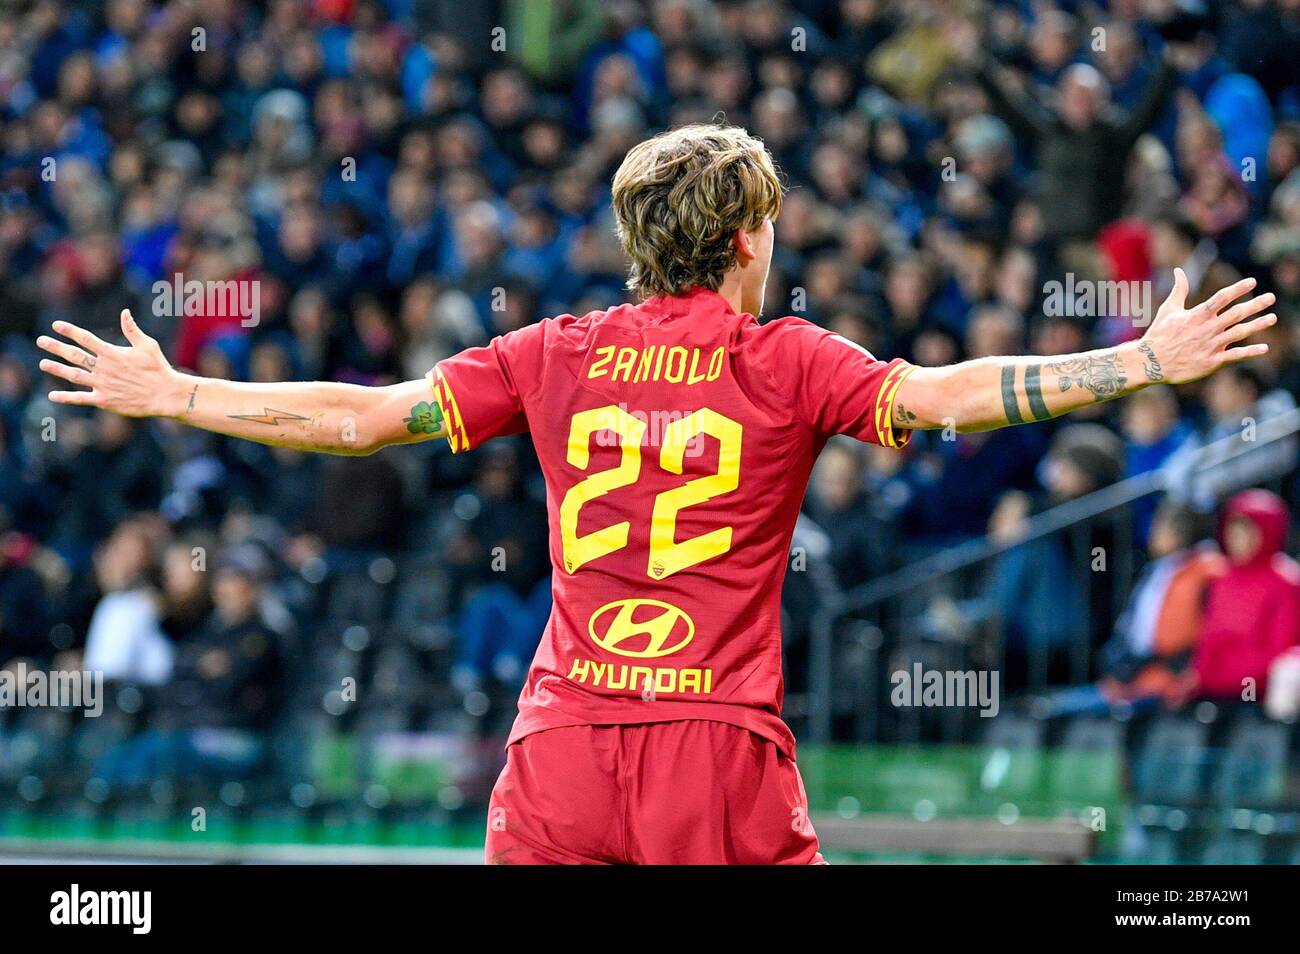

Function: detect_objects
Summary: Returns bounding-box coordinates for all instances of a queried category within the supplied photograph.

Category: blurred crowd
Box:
[2,0,1300,795]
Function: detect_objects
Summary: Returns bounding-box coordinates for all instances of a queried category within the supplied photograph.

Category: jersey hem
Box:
[508,702,797,759]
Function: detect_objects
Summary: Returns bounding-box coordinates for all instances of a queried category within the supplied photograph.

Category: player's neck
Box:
[715,273,746,315]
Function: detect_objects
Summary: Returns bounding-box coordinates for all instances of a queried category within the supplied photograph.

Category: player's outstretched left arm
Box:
[892,270,1276,433]
[36,309,446,455]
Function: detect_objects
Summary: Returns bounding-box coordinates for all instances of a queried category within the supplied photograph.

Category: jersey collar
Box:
[642,286,742,320]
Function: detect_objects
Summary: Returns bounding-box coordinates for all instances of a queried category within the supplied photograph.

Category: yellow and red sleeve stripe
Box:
[426,366,471,453]
[874,360,917,449]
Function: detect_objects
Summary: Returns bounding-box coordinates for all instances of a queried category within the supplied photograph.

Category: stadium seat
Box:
[1131,715,1209,804]
[1214,717,1290,808]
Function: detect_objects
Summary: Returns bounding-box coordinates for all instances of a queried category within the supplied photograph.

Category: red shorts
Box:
[484,720,826,865]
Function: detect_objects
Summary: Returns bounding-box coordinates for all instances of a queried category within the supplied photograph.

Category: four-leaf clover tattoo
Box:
[403,400,444,434]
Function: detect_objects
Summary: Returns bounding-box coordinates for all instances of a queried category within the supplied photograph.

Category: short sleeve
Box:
[767,318,916,448]
[427,322,544,453]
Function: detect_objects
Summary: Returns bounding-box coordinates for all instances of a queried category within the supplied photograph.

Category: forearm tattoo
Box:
[1044,352,1127,401]
[1023,363,1051,421]
[1137,341,1164,382]
[186,383,198,412]
[1003,363,1053,424]
[1000,364,1024,425]
[228,408,312,426]
[999,350,1128,426]
[403,400,444,434]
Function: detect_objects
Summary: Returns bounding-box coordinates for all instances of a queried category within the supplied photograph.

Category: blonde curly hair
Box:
[611,124,783,298]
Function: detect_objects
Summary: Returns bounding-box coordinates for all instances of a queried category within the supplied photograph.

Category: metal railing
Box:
[805,407,1300,744]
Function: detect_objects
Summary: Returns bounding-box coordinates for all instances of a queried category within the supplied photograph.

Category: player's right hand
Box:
[36,309,184,418]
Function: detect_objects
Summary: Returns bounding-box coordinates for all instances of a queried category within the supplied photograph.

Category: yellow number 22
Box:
[559,405,742,578]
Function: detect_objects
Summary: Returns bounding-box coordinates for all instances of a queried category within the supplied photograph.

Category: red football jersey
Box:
[428,288,914,756]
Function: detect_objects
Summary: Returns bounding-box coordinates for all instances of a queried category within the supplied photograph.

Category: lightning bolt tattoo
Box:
[228,408,313,426]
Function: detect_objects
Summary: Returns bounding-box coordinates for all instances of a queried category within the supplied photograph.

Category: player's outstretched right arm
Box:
[37,310,446,456]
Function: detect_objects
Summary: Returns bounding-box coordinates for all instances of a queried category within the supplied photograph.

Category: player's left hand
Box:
[1140,269,1276,385]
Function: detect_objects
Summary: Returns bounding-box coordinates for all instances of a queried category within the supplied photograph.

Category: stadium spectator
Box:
[1149,212,1242,309]
[962,424,1125,686]
[302,452,409,572]
[970,33,1178,245]
[448,442,550,692]
[1120,385,1193,544]
[0,530,49,667]
[0,414,45,536]
[45,410,165,556]
[1184,489,1300,702]
[157,536,214,643]
[505,0,608,88]
[1100,501,1220,706]
[92,543,285,788]
[902,300,1047,543]
[806,436,897,590]
[1034,500,1221,717]
[81,518,173,686]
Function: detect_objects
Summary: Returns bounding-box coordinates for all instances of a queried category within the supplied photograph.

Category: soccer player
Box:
[37,125,1275,864]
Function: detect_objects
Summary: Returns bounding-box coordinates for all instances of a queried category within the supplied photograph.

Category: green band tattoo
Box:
[1000,364,1024,424]
[1024,363,1051,421]
[404,400,444,434]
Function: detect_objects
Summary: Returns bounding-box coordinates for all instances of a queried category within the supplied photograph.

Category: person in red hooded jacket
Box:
[1189,489,1300,701]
